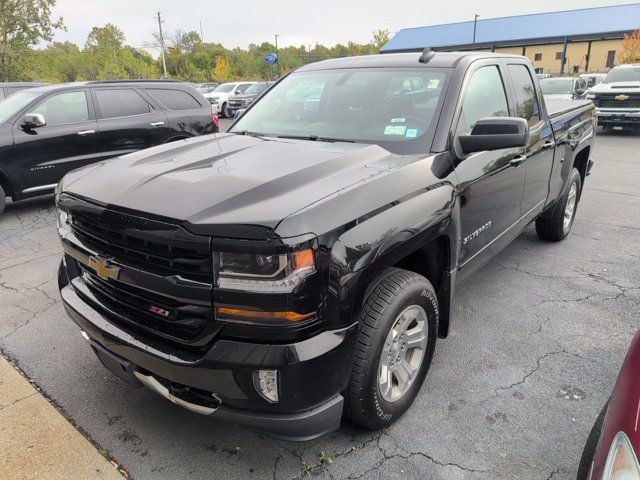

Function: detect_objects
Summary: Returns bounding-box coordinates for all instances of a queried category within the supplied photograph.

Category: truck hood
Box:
[590,82,640,93]
[61,133,407,239]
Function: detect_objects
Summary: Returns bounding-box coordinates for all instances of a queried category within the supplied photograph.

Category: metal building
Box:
[380,3,640,74]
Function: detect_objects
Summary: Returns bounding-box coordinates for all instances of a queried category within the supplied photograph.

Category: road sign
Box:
[265,53,278,64]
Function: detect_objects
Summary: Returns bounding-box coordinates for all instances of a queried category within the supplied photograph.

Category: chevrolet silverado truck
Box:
[588,64,640,131]
[56,51,595,441]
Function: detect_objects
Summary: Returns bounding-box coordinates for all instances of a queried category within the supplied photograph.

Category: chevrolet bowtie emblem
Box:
[88,256,120,281]
[615,95,630,101]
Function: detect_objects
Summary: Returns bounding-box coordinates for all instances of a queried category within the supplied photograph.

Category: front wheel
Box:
[344,268,438,430]
[536,168,582,242]
[221,102,229,118]
[0,184,6,216]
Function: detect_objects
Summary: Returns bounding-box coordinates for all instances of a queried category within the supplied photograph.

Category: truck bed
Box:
[545,98,593,122]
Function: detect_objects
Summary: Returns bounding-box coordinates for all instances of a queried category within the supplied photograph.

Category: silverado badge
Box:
[88,256,120,281]
[615,95,630,101]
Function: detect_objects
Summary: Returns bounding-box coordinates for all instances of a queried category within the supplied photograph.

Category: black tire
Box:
[0,184,6,216]
[536,167,582,242]
[221,102,229,118]
[344,268,438,430]
[577,401,609,480]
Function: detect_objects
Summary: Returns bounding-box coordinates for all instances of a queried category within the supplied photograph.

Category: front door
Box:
[452,63,527,280]
[13,90,101,193]
[91,88,169,159]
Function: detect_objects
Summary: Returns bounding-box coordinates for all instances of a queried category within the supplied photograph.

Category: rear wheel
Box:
[0,184,6,216]
[221,102,229,118]
[536,168,581,242]
[344,268,438,430]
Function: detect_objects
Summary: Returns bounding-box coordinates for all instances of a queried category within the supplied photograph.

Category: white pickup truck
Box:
[588,64,640,131]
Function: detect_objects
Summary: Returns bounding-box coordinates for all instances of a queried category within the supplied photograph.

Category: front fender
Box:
[326,183,458,328]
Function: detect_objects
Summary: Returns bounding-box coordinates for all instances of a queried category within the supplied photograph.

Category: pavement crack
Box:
[494,349,567,395]
[0,392,38,411]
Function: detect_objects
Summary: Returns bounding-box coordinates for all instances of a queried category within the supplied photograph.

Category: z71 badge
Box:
[463,221,492,245]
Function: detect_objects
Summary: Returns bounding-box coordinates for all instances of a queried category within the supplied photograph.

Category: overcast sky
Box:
[49,0,638,51]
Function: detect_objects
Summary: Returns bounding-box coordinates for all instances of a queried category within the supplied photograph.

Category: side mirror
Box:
[235,89,242,95]
[457,117,529,154]
[235,108,247,118]
[23,113,46,128]
[575,88,586,97]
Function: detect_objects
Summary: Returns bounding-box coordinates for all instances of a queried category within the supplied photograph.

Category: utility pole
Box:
[199,20,211,83]
[156,11,168,78]
[472,14,479,51]
[275,34,280,76]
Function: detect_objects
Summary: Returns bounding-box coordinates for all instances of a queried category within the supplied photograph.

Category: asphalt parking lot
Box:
[1,126,638,480]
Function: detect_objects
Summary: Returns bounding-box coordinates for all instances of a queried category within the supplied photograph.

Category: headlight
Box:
[244,98,254,105]
[587,93,596,100]
[603,432,640,480]
[56,207,72,232]
[215,249,315,293]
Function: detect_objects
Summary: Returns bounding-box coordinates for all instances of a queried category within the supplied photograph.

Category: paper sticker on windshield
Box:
[427,79,440,89]
[384,125,407,135]
[390,117,406,123]
[405,128,419,138]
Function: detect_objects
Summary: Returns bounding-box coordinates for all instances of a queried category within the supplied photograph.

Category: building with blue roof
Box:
[381,3,640,74]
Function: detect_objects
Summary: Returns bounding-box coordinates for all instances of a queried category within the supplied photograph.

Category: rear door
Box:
[505,62,555,223]
[12,89,101,192]
[90,87,169,159]
[452,62,527,279]
[144,87,214,136]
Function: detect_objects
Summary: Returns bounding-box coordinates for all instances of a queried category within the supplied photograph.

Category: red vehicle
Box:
[578,330,640,479]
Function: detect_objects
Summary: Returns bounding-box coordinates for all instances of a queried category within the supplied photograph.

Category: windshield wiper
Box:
[275,134,355,143]
[234,130,271,138]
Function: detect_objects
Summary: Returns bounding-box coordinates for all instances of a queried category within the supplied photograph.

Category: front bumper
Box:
[58,259,357,441]
[596,109,640,125]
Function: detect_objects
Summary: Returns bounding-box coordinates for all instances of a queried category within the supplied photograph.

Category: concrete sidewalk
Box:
[0,355,123,480]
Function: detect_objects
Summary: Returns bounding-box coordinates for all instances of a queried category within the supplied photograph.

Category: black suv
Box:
[0,80,218,214]
[0,82,49,102]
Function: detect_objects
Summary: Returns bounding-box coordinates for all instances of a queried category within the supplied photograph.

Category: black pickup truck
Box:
[56,52,595,441]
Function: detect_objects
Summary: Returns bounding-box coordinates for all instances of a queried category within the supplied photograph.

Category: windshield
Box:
[197,85,214,92]
[214,83,236,93]
[0,91,40,124]
[230,67,450,154]
[604,67,640,83]
[540,79,573,94]
[244,83,269,95]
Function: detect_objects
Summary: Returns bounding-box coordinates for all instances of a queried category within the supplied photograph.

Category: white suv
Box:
[204,82,256,117]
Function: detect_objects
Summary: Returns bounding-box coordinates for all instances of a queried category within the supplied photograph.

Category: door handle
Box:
[542,140,555,150]
[77,130,96,136]
[509,155,526,167]
[150,122,165,127]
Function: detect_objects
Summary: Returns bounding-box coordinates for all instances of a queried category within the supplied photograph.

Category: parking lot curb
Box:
[0,353,124,480]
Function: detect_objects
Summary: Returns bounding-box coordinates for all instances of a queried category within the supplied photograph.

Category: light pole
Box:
[472,14,479,51]
[275,34,280,76]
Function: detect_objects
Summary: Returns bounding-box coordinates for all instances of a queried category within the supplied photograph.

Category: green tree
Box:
[372,28,391,51]
[0,0,64,81]
[85,24,125,51]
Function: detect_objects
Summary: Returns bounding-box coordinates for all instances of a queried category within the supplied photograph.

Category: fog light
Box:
[253,369,279,403]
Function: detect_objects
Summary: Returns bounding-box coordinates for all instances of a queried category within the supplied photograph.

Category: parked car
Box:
[0,82,49,102]
[56,51,595,441]
[195,82,219,95]
[587,64,640,131]
[226,82,273,117]
[540,76,588,100]
[0,80,218,214]
[204,81,257,117]
[577,330,640,480]
[579,73,606,88]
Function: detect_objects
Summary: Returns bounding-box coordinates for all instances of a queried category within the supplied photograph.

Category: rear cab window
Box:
[94,89,151,119]
[145,89,202,110]
[507,64,540,126]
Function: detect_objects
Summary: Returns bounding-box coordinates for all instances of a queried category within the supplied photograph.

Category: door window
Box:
[94,89,150,119]
[146,89,201,110]
[458,65,509,134]
[34,91,90,126]
[507,64,540,126]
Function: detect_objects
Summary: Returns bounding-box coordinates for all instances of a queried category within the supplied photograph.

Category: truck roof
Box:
[298,51,528,71]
